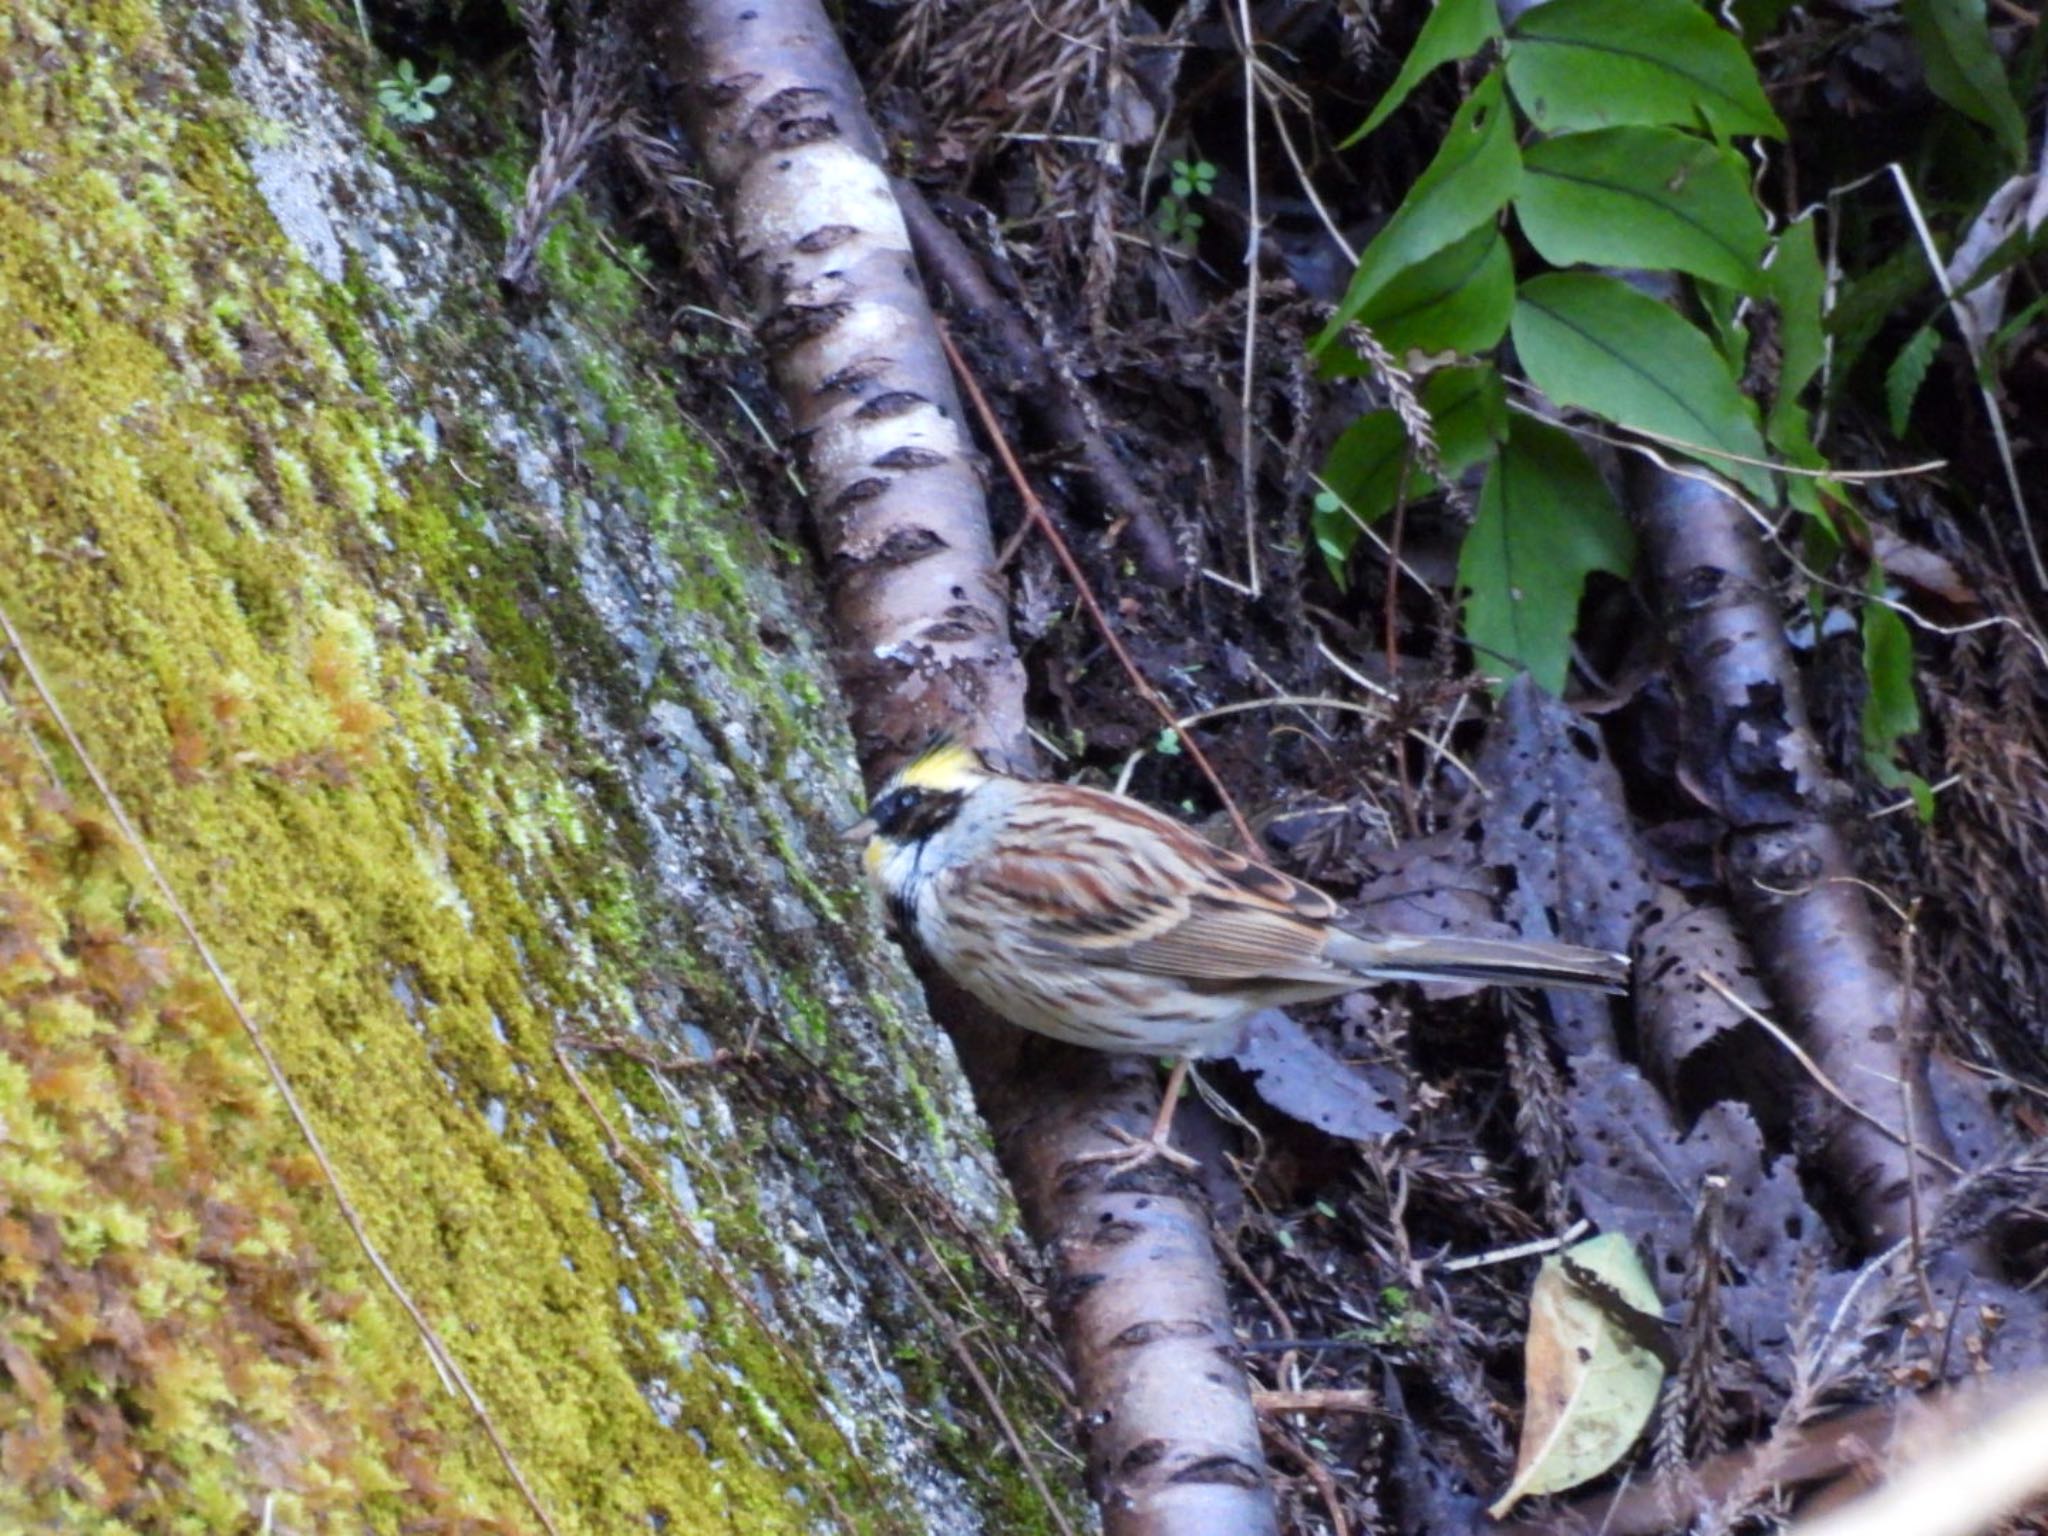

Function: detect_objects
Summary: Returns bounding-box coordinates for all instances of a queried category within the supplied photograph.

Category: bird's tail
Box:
[1328,929,1630,994]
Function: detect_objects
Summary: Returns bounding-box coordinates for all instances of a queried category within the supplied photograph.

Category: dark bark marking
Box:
[920,606,993,642]
[853,390,929,420]
[758,85,831,116]
[772,115,837,148]
[706,71,762,106]
[1050,1270,1107,1310]
[1169,1456,1268,1488]
[757,301,852,348]
[1087,1216,1143,1246]
[794,224,857,253]
[1108,1318,1210,1349]
[1116,1440,1167,1475]
[1673,563,1731,608]
[872,526,947,563]
[824,477,890,518]
[749,87,837,150]
[815,356,893,397]
[871,446,949,470]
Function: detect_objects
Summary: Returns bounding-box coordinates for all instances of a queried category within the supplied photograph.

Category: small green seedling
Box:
[378,59,453,125]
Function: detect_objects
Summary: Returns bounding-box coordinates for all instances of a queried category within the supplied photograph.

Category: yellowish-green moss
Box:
[0,1,1059,1531]
[0,731,493,1534]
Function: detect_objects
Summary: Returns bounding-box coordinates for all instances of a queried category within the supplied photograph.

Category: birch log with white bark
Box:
[654,3,1279,1530]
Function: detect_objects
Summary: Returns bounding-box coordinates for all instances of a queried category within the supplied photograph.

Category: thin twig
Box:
[0,603,564,1536]
[1253,1388,1380,1416]
[1697,970,1962,1177]
[1232,0,1264,597]
[1893,902,1943,1334]
[1438,1220,1592,1273]
[0,670,64,786]
[876,1239,1080,1536]
[937,323,1263,852]
[1885,162,2047,593]
[1505,385,2048,679]
[1262,1419,1352,1536]
[1502,381,1940,483]
[1253,67,1356,266]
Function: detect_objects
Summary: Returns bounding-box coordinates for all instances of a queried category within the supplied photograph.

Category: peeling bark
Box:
[988,1033,1275,1536]
[1630,465,1952,1251]
[657,4,1275,1530]
[660,0,1025,765]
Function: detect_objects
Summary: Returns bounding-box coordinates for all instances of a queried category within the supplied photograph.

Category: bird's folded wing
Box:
[1094,821,1353,982]
[958,846,1192,946]
[1104,898,1353,985]
[963,804,1355,984]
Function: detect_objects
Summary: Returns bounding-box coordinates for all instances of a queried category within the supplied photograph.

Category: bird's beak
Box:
[840,815,877,845]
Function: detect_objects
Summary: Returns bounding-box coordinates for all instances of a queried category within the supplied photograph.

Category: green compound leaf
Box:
[1516,127,1768,293]
[1345,0,1505,146]
[1862,585,1922,769]
[1320,223,1516,363]
[1460,416,1633,693]
[1512,272,1772,499]
[1504,0,1784,139]
[1903,0,2028,165]
[1316,413,1412,575]
[1885,323,1942,438]
[1315,72,1522,354]
[1313,366,1508,578]
[1767,216,1827,455]
[1695,279,1751,373]
[1826,242,1934,398]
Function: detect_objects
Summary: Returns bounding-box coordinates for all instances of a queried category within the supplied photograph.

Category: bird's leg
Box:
[1073,1057,1200,1174]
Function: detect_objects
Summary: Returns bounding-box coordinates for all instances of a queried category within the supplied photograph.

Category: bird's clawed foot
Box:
[1074,1057,1200,1175]
[1071,1122,1201,1176]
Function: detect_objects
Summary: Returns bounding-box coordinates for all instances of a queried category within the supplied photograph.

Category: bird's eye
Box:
[872,787,921,833]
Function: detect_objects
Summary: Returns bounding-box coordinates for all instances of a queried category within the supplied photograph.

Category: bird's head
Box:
[842,737,996,871]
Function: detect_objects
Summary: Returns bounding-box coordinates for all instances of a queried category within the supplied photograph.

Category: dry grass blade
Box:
[1696,970,1962,1178]
[1261,1418,1353,1536]
[1230,0,1263,596]
[885,0,1132,155]
[874,1238,1080,1536]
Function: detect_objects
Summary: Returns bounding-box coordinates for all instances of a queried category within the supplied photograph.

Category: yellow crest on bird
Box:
[843,734,992,859]
[889,735,989,793]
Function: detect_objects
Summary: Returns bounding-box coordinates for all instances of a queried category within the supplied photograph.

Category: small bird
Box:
[846,738,1629,1170]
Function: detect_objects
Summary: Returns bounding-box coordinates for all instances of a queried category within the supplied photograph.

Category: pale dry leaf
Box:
[1491,1233,1667,1517]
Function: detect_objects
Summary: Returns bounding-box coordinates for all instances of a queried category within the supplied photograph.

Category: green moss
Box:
[1,5,893,1531]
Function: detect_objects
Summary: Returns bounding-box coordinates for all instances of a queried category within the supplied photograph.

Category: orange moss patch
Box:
[0,734,503,1531]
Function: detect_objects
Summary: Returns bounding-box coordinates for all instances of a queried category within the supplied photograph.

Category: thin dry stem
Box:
[501,3,629,294]
[938,322,1265,854]
[1698,970,1962,1178]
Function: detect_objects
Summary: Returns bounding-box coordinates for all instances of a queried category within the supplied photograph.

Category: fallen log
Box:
[654,3,1277,1529]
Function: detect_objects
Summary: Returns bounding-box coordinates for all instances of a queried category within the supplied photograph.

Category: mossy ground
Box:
[0,2,1067,1532]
